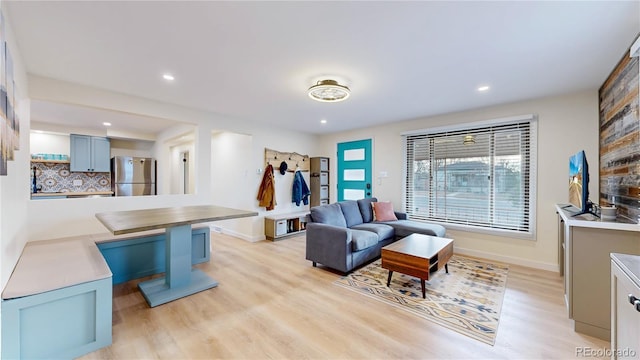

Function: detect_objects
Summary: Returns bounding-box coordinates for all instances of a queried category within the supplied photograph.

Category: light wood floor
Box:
[81,233,609,359]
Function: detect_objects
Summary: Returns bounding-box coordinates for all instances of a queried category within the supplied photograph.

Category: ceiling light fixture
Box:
[320,119,327,124]
[163,74,175,81]
[477,85,490,92]
[463,135,475,145]
[308,80,350,102]
[103,122,111,126]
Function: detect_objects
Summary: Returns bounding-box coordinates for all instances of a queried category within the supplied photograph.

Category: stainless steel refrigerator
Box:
[111,156,156,196]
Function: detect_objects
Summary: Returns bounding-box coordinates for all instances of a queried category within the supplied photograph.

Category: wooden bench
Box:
[1,226,211,359]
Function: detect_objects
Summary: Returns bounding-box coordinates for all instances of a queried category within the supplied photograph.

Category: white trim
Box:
[454,246,559,272]
[528,118,538,239]
[401,114,535,136]
[401,138,408,212]
[440,222,534,240]
[631,35,640,57]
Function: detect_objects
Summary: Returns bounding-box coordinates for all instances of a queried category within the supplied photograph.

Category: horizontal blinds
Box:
[404,121,533,233]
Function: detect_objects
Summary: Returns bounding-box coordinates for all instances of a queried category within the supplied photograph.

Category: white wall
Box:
[110,139,154,158]
[29,132,70,156]
[25,77,319,242]
[318,91,599,271]
[0,7,31,355]
[211,132,254,238]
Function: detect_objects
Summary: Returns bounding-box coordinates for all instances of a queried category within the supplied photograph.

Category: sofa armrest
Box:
[305,223,353,273]
[394,211,407,220]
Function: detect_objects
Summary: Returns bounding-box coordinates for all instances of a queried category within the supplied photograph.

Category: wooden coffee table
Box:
[381,233,454,298]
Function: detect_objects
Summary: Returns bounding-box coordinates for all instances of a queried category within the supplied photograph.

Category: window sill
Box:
[412,218,536,240]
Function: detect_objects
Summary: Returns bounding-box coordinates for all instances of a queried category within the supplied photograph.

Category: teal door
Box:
[337,139,372,201]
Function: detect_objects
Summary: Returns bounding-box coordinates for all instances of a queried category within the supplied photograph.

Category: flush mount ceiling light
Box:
[308,80,350,102]
[162,73,175,81]
[463,135,476,145]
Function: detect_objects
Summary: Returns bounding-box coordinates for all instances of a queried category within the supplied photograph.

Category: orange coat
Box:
[257,164,276,210]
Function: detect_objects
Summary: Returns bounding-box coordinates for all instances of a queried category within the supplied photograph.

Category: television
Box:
[568,150,595,217]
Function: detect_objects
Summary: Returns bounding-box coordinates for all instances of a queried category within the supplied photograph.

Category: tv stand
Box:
[569,202,599,218]
[556,204,640,341]
[570,210,599,218]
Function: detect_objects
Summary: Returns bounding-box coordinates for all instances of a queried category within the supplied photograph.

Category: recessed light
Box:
[320,119,327,124]
[103,122,111,126]
[477,85,490,92]
[163,74,175,81]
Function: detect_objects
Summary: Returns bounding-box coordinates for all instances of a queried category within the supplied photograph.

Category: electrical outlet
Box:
[73,179,83,186]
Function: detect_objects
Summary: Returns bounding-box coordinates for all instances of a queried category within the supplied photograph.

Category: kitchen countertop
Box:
[611,253,640,288]
[31,191,113,198]
[556,204,640,232]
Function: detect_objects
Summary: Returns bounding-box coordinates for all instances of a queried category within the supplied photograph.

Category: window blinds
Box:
[404,119,535,234]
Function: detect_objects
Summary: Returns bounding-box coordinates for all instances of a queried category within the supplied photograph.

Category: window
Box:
[403,115,537,236]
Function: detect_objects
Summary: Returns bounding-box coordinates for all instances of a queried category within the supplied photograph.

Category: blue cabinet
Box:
[70,134,111,172]
[97,227,211,285]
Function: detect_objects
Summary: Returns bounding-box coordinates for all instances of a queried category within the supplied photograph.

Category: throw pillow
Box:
[372,201,398,221]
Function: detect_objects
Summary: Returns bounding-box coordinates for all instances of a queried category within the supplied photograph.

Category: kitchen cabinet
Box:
[70,134,111,172]
[310,157,329,207]
[611,253,640,359]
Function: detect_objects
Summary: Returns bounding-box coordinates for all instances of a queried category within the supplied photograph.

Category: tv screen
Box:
[568,150,591,215]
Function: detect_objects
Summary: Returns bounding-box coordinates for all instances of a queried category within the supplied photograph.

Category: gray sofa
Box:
[305,197,446,273]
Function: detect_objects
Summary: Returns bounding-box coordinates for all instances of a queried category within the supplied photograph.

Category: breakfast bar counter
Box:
[96,205,258,306]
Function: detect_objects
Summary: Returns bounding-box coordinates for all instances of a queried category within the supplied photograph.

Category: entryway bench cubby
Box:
[1,226,211,359]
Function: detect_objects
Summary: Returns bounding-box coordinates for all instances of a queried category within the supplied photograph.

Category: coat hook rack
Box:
[264,148,310,173]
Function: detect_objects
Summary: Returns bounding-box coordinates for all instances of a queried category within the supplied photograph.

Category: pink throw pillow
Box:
[372,201,398,221]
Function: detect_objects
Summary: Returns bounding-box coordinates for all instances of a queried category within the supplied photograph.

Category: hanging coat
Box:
[257,164,276,210]
[292,170,311,206]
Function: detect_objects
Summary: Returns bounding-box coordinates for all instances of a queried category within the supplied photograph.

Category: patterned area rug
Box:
[334,255,509,345]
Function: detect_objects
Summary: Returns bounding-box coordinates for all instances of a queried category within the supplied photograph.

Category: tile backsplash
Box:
[31,162,111,193]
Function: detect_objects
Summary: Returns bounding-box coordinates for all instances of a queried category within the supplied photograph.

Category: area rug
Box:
[334,255,509,345]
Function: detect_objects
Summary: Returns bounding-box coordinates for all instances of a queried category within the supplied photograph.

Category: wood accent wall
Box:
[599,35,640,223]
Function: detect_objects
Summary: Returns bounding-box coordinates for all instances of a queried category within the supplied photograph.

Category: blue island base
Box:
[138,269,218,307]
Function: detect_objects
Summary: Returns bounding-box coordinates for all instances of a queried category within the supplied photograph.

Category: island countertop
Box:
[96,204,258,235]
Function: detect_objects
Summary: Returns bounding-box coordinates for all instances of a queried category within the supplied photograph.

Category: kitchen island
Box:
[96,205,258,307]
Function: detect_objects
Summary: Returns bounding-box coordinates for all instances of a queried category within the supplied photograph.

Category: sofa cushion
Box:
[371,201,398,221]
[357,197,378,223]
[339,200,364,227]
[351,223,395,241]
[310,203,347,227]
[350,229,379,251]
[383,220,446,238]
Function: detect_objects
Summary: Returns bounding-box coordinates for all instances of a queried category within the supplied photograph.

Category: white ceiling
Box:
[6,1,640,135]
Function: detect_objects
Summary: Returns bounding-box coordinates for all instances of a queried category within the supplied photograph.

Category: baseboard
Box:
[208,225,264,242]
[454,246,559,273]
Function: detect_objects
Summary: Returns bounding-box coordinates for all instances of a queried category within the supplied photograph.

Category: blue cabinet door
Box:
[91,137,111,172]
[70,134,110,172]
[70,134,92,172]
